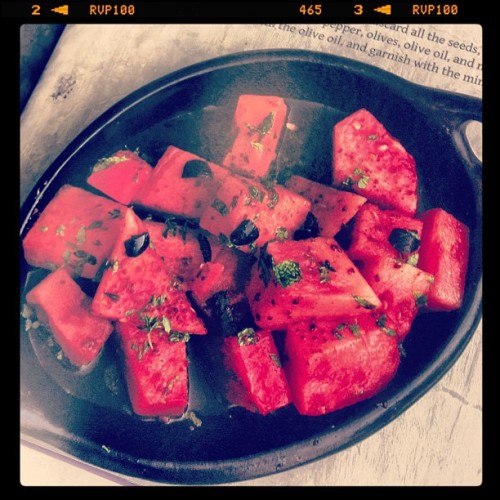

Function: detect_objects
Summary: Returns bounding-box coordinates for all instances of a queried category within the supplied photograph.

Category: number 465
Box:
[299,4,322,15]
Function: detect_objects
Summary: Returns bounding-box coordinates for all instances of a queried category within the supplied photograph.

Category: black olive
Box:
[181,159,213,179]
[197,233,212,263]
[293,212,320,240]
[388,228,421,254]
[229,219,259,246]
[124,232,150,257]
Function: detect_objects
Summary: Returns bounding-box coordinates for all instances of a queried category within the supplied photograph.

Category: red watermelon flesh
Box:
[26,267,113,367]
[91,208,206,334]
[285,315,400,416]
[285,174,367,238]
[87,150,153,205]
[347,203,423,264]
[246,238,381,330]
[133,145,229,219]
[223,94,288,178]
[222,330,292,415]
[22,184,126,279]
[333,108,418,216]
[144,220,204,284]
[199,173,311,253]
[117,310,189,417]
[418,208,470,311]
[360,257,434,340]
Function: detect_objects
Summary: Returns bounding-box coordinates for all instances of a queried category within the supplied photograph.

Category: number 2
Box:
[31,4,41,15]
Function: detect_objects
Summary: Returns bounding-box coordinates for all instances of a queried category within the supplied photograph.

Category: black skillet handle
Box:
[410,86,482,173]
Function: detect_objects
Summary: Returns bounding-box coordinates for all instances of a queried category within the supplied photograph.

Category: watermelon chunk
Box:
[133,145,229,219]
[91,208,206,335]
[417,208,470,311]
[246,238,381,330]
[360,257,434,340]
[285,174,367,238]
[117,308,189,417]
[222,329,292,415]
[22,185,125,279]
[190,262,227,305]
[347,203,423,264]
[144,220,204,284]
[223,95,288,178]
[199,173,311,253]
[87,150,153,205]
[285,315,400,416]
[333,108,418,216]
[25,267,113,367]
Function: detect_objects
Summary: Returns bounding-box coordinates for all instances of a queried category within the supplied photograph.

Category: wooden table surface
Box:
[20,24,482,487]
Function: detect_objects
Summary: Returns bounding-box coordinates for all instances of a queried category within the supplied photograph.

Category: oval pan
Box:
[20,50,482,484]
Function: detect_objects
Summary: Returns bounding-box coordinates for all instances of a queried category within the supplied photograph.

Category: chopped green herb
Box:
[376,314,388,328]
[87,220,103,230]
[273,260,302,288]
[62,249,72,265]
[92,155,128,173]
[333,322,347,340]
[376,314,397,337]
[125,309,135,317]
[269,352,282,368]
[367,134,379,141]
[211,198,229,216]
[406,253,419,266]
[108,208,122,219]
[319,260,336,283]
[246,111,276,140]
[162,316,172,333]
[275,226,288,241]
[55,225,65,236]
[414,292,428,308]
[237,327,260,346]
[249,185,265,202]
[352,295,377,310]
[39,225,49,233]
[250,141,264,152]
[348,322,360,337]
[267,187,279,209]
[150,294,166,306]
[76,226,86,246]
[353,168,370,189]
[169,331,190,343]
[357,176,370,189]
[140,314,160,333]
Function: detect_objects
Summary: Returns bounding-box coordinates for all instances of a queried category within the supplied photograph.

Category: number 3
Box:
[354,4,363,15]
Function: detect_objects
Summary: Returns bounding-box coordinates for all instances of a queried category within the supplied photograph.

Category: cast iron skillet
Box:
[20,50,482,484]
